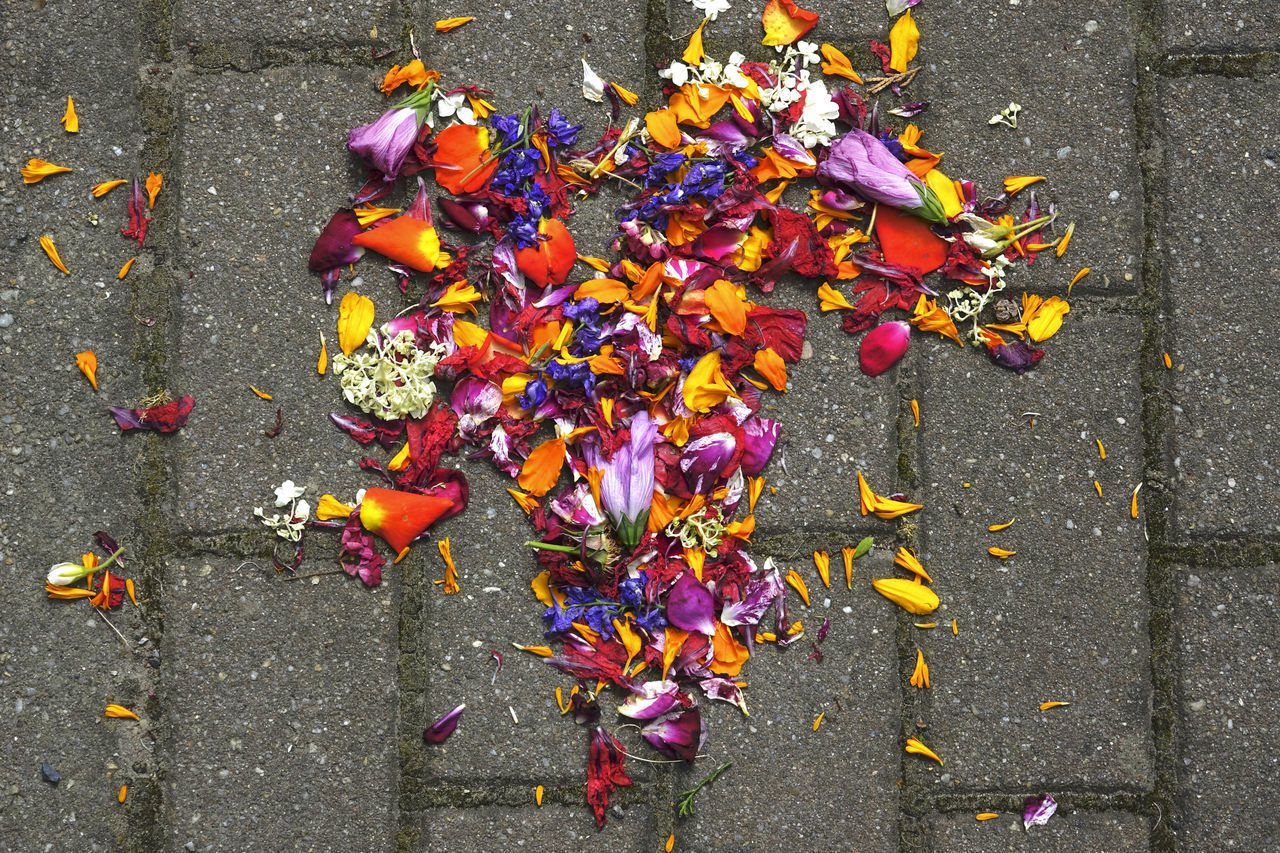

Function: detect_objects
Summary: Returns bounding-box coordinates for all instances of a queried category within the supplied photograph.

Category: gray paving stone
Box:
[1,7,155,847]
[407,805,655,852]
[1160,1,1280,52]
[406,461,596,786]
[1176,564,1280,852]
[177,0,397,61]
[161,556,398,851]
[925,809,1150,852]
[671,545,900,853]
[912,305,1153,790]
[1160,77,1280,539]
[173,66,384,533]
[751,286,900,537]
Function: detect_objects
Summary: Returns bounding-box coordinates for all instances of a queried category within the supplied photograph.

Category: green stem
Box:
[676,761,733,818]
[525,540,579,554]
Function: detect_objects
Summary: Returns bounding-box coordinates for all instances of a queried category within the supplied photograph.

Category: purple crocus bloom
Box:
[348,106,421,179]
[597,412,658,548]
[816,129,947,223]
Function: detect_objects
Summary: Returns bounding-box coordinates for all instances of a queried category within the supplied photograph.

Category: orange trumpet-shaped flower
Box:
[350,216,444,272]
[358,487,456,553]
[515,218,577,287]
[433,123,498,194]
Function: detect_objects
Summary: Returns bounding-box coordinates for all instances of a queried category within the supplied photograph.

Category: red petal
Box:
[874,206,949,276]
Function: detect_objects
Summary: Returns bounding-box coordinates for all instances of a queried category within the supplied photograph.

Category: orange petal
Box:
[517,437,566,497]
[753,347,787,391]
[359,487,456,553]
[875,206,949,276]
[435,16,473,31]
[62,96,79,133]
[21,158,72,184]
[433,124,497,194]
[819,44,863,83]
[645,109,682,150]
[39,235,70,274]
[351,216,443,272]
[514,218,576,287]
[92,179,128,198]
[145,172,163,209]
[704,279,748,336]
[761,0,819,46]
[337,292,376,356]
[683,18,708,65]
[118,258,136,279]
[76,351,99,391]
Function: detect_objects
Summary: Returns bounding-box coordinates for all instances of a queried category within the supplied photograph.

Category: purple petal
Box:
[679,432,736,494]
[1022,793,1058,830]
[308,209,365,272]
[720,568,785,627]
[817,129,924,210]
[698,677,749,714]
[617,680,683,720]
[666,572,717,636]
[423,703,466,744]
[771,133,816,166]
[348,107,421,179]
[739,417,779,476]
[641,708,706,762]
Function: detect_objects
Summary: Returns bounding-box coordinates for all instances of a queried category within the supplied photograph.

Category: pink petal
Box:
[859,321,910,376]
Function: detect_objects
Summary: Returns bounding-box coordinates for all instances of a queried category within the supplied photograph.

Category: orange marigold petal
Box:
[350,216,443,272]
[761,0,820,46]
[518,437,567,497]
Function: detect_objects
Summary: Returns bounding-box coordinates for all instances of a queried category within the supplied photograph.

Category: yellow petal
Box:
[923,167,964,219]
[435,538,460,594]
[813,551,830,588]
[316,493,355,520]
[911,399,920,427]
[682,349,737,413]
[987,546,1016,559]
[888,9,920,73]
[1025,295,1070,342]
[683,18,708,65]
[975,812,999,821]
[1056,221,1075,257]
[1094,479,1103,498]
[21,158,72,184]
[76,351,99,391]
[62,96,79,133]
[317,332,328,376]
[435,16,474,31]
[513,643,554,657]
[145,172,163,209]
[893,547,932,584]
[535,785,544,806]
[431,280,483,314]
[873,495,923,520]
[249,385,273,400]
[1163,352,1173,369]
[904,735,943,766]
[952,618,958,635]
[785,569,810,606]
[118,258,136,279]
[987,518,1015,532]
[1069,267,1091,294]
[92,179,128,197]
[817,281,856,312]
[666,833,676,853]
[1096,438,1106,459]
[1039,701,1071,711]
[507,488,540,515]
[355,205,401,227]
[1003,175,1046,195]
[812,711,825,731]
[118,784,127,803]
[39,235,70,274]
[337,292,375,356]
[872,577,938,614]
[104,704,140,720]
[910,648,930,689]
[1131,482,1142,518]
[914,622,936,629]
[612,83,640,106]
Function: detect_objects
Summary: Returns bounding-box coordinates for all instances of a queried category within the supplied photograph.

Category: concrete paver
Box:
[925,809,1150,852]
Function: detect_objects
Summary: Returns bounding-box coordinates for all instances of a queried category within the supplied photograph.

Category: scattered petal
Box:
[761,0,820,46]
[21,158,72,184]
[145,172,163,209]
[905,735,943,765]
[910,648,930,688]
[1003,175,1046,195]
[1022,793,1058,830]
[62,96,79,133]
[976,812,999,821]
[118,258,136,279]
[987,518,1015,532]
[39,235,70,274]
[250,386,273,400]
[337,292,376,356]
[92,179,128,197]
[76,351,99,391]
[423,703,466,743]
[105,704,140,720]
[435,16,474,31]
[1039,701,1071,711]
[987,546,1016,559]
[888,9,920,73]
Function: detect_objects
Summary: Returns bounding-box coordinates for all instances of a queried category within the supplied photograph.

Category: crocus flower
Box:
[597,412,658,548]
[859,321,910,376]
[816,129,947,223]
[349,107,422,178]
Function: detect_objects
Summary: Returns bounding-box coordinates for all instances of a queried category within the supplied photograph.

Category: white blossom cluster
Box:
[657,41,840,148]
[333,326,446,420]
[254,480,310,541]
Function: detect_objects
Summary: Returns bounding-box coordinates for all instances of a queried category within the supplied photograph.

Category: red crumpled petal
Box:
[110,395,195,433]
[587,727,632,828]
[874,206,949,276]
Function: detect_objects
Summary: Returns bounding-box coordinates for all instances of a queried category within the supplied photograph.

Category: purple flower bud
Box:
[680,431,737,494]
[817,129,946,222]
[641,708,706,762]
[597,413,659,548]
[348,106,422,179]
[859,321,911,376]
[423,703,465,744]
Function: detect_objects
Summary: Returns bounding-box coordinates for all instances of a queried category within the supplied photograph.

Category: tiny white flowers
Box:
[333,326,447,421]
[274,480,306,507]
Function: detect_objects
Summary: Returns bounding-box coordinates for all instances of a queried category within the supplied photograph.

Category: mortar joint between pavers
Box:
[1159,51,1280,79]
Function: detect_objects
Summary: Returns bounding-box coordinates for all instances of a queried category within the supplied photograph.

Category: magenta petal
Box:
[641,708,706,762]
[1022,793,1058,830]
[693,226,745,262]
[617,680,683,720]
[666,573,717,635]
[679,432,736,494]
[739,417,779,476]
[698,677,749,713]
[859,321,910,376]
[308,209,366,272]
[423,703,466,744]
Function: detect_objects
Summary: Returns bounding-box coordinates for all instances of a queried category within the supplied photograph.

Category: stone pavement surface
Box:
[2,0,1278,851]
